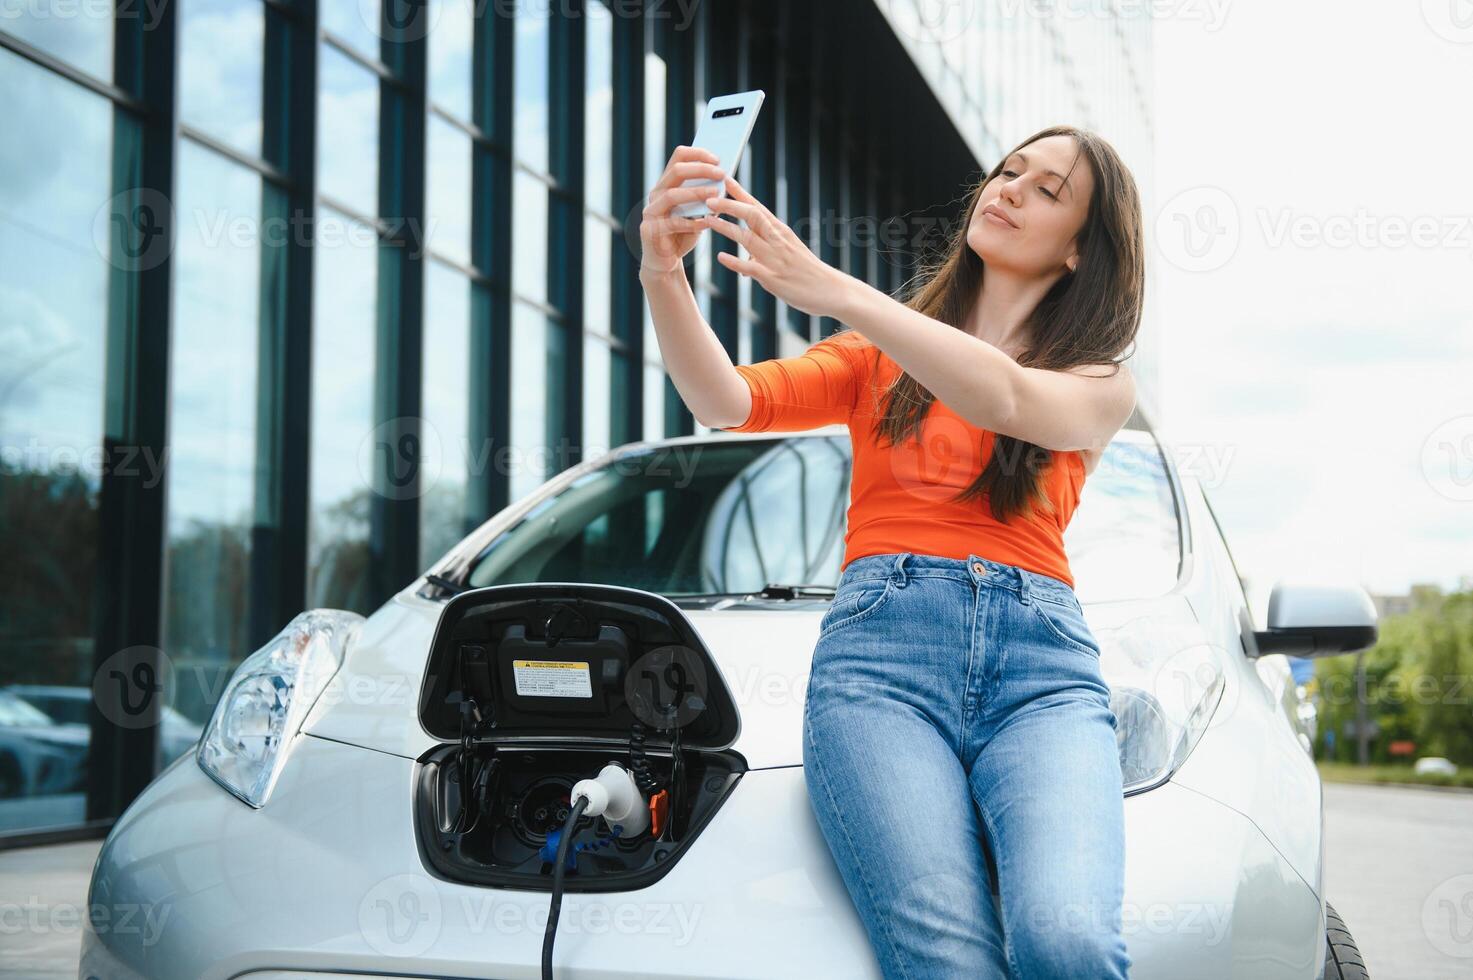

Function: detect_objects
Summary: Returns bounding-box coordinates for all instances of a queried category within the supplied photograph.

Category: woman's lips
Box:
[983,206,1017,228]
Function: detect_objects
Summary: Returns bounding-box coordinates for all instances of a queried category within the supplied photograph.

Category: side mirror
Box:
[1253,581,1379,658]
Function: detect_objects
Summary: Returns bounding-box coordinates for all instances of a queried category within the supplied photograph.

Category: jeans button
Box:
[971,561,986,575]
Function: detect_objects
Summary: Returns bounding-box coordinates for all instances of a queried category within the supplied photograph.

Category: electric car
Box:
[78,414,1376,979]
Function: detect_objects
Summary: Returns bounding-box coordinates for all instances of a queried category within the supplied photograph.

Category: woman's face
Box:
[967,134,1094,279]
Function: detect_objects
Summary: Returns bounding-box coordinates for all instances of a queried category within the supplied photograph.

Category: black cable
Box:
[542,794,590,980]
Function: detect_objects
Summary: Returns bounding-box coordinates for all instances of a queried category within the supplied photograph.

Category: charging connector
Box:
[569,762,650,837]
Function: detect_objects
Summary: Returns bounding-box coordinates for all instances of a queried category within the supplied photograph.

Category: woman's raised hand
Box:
[638,145,725,276]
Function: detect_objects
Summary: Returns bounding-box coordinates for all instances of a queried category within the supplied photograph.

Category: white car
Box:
[80,420,1376,979]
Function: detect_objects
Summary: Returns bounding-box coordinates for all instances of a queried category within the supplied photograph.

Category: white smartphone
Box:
[672,89,765,219]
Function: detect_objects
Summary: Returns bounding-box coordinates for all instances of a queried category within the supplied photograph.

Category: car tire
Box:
[1320,901,1369,979]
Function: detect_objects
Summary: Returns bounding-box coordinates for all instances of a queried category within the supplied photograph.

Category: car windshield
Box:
[460,429,1181,603]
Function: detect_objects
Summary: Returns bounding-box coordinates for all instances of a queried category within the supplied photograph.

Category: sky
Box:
[1148,0,1473,612]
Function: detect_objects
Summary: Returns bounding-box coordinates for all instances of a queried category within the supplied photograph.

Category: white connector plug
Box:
[569,763,649,836]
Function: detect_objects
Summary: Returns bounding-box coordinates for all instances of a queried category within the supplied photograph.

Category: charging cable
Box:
[542,794,589,980]
[542,764,649,979]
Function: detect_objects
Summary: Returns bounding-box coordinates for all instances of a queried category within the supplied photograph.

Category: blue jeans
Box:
[803,553,1131,979]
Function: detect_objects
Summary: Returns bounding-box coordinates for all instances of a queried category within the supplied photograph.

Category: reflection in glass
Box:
[421,261,471,569]
[308,207,379,613]
[321,0,381,61]
[642,47,667,440]
[2,3,113,80]
[1064,431,1182,602]
[466,438,851,595]
[514,1,549,172]
[509,303,566,504]
[584,0,614,215]
[318,44,380,218]
[428,0,473,121]
[180,0,265,156]
[164,141,261,728]
[512,169,547,304]
[426,114,472,266]
[582,214,613,456]
[0,52,111,834]
[461,429,1179,604]
[582,334,611,460]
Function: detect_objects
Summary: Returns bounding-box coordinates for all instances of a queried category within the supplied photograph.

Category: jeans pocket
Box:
[1030,596,1100,657]
[819,577,895,638]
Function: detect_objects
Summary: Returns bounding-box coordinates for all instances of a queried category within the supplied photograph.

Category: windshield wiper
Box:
[424,573,472,597]
[755,584,837,599]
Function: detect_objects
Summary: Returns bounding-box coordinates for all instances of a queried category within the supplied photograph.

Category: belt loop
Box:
[891,553,909,588]
[1016,568,1032,605]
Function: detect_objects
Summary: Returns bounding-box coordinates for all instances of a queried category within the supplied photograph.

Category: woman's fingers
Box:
[715,249,770,281]
[700,211,753,252]
[646,182,725,219]
[642,214,705,240]
[655,146,720,189]
[661,160,725,187]
[704,196,779,247]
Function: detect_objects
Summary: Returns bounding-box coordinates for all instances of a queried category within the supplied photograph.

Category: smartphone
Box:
[672,89,765,220]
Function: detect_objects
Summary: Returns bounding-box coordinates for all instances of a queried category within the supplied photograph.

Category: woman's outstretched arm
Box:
[637,265,753,429]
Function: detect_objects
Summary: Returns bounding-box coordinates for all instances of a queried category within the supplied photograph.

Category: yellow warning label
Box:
[512,659,593,698]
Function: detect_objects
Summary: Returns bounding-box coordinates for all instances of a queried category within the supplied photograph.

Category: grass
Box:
[1316,760,1473,790]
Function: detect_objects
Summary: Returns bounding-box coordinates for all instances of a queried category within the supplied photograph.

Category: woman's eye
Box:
[1041,188,1058,200]
[1001,169,1018,178]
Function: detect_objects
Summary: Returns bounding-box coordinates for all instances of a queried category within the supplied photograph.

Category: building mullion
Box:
[86,1,178,826]
[609,4,645,448]
[470,10,516,522]
[251,0,318,649]
[365,16,428,608]
[550,4,586,467]
[660,9,695,438]
[739,1,776,364]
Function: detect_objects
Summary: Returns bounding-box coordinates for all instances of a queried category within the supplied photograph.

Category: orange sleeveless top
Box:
[719,329,1088,588]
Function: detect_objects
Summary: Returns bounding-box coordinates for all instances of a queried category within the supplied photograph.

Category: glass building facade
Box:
[0,0,1154,847]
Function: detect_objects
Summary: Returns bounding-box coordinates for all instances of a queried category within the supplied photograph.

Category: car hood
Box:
[300,587,832,769]
[301,584,1200,769]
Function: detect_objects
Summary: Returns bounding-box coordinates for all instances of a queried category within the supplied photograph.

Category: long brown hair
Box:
[857,125,1144,523]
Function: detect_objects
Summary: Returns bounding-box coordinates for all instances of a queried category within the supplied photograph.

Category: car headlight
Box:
[197,609,364,807]
[1107,637,1227,795]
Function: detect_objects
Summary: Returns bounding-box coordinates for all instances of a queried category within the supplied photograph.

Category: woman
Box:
[638,125,1142,979]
